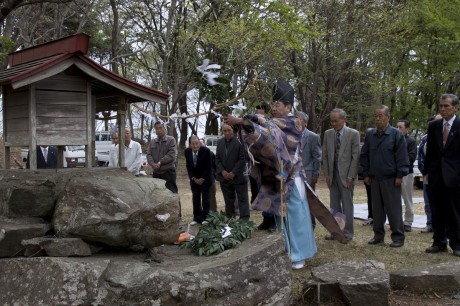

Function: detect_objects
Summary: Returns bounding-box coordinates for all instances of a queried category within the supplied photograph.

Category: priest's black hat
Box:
[272,79,294,105]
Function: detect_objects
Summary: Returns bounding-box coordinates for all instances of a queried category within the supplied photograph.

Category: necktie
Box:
[43,147,48,163]
[443,122,449,146]
[193,152,197,167]
[335,131,341,162]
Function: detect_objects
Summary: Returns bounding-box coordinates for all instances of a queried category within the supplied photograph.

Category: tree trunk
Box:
[109,0,120,74]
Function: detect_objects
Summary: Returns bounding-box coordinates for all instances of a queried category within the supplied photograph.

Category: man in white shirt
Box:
[108,132,119,167]
[123,129,142,176]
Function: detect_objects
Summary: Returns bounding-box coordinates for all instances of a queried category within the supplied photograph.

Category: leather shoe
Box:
[404,225,412,232]
[267,225,277,233]
[425,245,447,253]
[362,218,373,226]
[453,250,460,257]
[368,238,384,245]
[258,216,275,230]
[421,226,433,233]
[390,241,404,248]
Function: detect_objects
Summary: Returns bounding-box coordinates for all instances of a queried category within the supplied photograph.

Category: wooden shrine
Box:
[0,33,168,170]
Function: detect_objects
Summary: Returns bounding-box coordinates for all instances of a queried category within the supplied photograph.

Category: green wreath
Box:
[182,211,257,256]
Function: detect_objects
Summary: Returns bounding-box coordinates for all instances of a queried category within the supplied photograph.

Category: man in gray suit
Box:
[323,108,360,241]
[297,112,322,190]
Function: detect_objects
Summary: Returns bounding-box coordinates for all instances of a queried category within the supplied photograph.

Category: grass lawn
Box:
[175,156,459,305]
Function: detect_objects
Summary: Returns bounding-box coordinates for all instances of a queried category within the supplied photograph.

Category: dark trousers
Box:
[305,170,317,229]
[152,168,178,193]
[365,183,373,219]
[371,177,404,243]
[191,182,211,223]
[431,179,460,250]
[209,182,217,212]
[220,181,250,220]
[249,176,259,204]
[423,183,433,227]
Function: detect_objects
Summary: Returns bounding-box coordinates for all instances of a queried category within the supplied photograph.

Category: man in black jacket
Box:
[360,105,409,248]
[185,135,213,224]
[215,124,250,220]
[423,94,460,257]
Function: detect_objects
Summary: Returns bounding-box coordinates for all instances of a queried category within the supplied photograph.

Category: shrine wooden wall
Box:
[4,74,89,147]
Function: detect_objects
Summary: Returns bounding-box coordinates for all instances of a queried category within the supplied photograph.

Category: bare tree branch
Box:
[0,0,73,23]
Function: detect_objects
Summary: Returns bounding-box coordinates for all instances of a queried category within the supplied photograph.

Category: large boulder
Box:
[0,168,180,251]
[0,232,291,306]
[0,170,57,218]
[0,216,52,258]
[53,169,180,249]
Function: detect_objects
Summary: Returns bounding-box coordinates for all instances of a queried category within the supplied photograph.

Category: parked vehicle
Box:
[203,135,221,154]
[95,131,148,171]
[21,146,98,168]
[65,145,99,168]
[21,149,29,162]
[413,158,423,189]
[95,130,113,166]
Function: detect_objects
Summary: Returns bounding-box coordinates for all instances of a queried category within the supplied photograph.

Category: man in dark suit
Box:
[185,135,213,225]
[26,146,58,169]
[423,94,460,256]
[215,124,250,220]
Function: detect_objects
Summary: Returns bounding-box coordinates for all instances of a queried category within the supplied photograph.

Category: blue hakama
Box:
[275,176,317,262]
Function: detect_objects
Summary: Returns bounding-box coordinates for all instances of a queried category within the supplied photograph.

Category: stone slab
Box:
[0,231,291,306]
[303,260,389,305]
[0,216,51,258]
[390,261,460,294]
[22,237,91,257]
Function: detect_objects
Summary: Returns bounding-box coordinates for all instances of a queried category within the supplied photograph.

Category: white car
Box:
[21,146,98,168]
[204,135,221,154]
[95,131,113,166]
[413,158,423,189]
[65,145,99,168]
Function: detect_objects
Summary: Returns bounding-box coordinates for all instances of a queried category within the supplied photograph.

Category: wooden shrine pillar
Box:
[28,84,37,170]
[118,95,127,168]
